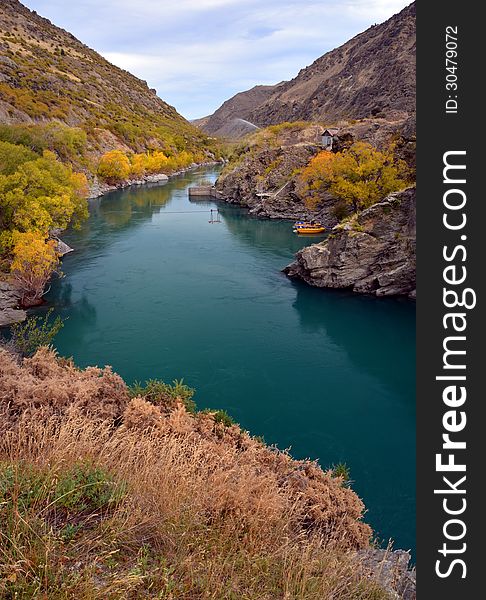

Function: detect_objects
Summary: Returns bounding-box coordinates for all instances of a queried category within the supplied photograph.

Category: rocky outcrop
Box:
[216,143,318,216]
[359,549,416,600]
[284,188,416,297]
[216,139,345,226]
[55,238,73,257]
[215,118,415,224]
[0,281,26,327]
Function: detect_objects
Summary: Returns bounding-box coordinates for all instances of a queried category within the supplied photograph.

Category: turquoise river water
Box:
[43,166,416,553]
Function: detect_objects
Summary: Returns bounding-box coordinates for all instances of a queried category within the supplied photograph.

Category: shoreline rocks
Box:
[88,161,221,199]
[359,548,416,599]
[284,187,416,298]
[0,282,26,328]
[88,172,169,199]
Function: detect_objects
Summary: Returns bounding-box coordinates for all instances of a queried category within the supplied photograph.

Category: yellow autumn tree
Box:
[97,150,131,184]
[145,151,168,174]
[0,149,88,237]
[298,142,411,212]
[130,153,148,178]
[10,232,59,307]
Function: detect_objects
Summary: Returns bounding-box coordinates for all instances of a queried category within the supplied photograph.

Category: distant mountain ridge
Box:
[198,2,415,138]
[193,84,283,139]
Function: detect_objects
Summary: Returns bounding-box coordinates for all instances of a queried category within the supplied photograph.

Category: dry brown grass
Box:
[0,348,390,599]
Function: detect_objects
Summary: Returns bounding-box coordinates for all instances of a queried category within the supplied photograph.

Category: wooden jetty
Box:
[188,186,223,199]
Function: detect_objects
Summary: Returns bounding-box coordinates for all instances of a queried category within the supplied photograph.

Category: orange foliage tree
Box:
[297,142,411,212]
[129,153,147,178]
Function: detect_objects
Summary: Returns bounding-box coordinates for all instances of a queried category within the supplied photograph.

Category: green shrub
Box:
[129,378,196,413]
[331,462,351,486]
[202,408,235,427]
[53,462,126,512]
[8,308,65,356]
[1,461,119,511]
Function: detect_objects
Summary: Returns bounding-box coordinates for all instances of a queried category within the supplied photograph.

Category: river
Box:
[44,166,416,554]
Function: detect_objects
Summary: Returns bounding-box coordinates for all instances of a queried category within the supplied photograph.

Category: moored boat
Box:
[293,220,326,235]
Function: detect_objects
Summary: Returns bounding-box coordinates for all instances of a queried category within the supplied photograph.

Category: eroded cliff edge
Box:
[284,187,416,298]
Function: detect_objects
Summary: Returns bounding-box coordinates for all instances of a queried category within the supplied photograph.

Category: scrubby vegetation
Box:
[0,345,395,599]
[0,2,218,158]
[218,122,413,229]
[221,121,317,174]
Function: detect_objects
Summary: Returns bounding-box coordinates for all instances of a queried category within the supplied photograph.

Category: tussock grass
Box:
[0,348,391,598]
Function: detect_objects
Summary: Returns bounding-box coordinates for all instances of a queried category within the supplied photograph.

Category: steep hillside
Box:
[198,3,415,137]
[0,0,224,328]
[0,0,211,155]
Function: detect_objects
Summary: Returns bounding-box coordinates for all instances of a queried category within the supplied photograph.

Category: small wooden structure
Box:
[320,128,339,150]
[188,186,222,199]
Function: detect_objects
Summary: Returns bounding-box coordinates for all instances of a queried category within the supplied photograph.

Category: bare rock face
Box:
[358,549,416,599]
[216,143,326,220]
[284,188,416,297]
[249,3,415,127]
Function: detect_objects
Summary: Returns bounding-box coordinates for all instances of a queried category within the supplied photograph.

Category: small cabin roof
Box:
[322,128,339,136]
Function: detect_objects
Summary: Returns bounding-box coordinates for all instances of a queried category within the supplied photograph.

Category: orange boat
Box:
[293,221,326,235]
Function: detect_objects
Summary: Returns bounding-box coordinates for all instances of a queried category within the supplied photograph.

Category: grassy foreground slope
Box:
[0,346,399,599]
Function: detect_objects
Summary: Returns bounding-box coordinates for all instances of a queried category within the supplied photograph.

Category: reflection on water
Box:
[44,166,416,555]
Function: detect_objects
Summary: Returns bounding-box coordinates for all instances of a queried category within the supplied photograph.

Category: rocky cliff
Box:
[216,138,327,221]
[215,118,415,227]
[284,187,416,297]
[198,3,415,138]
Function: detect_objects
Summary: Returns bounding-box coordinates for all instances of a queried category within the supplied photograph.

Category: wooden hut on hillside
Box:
[320,128,339,150]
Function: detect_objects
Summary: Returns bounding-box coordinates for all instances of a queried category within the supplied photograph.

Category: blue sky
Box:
[22,0,411,120]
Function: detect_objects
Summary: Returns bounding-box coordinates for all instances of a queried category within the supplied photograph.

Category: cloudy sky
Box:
[22,0,410,120]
